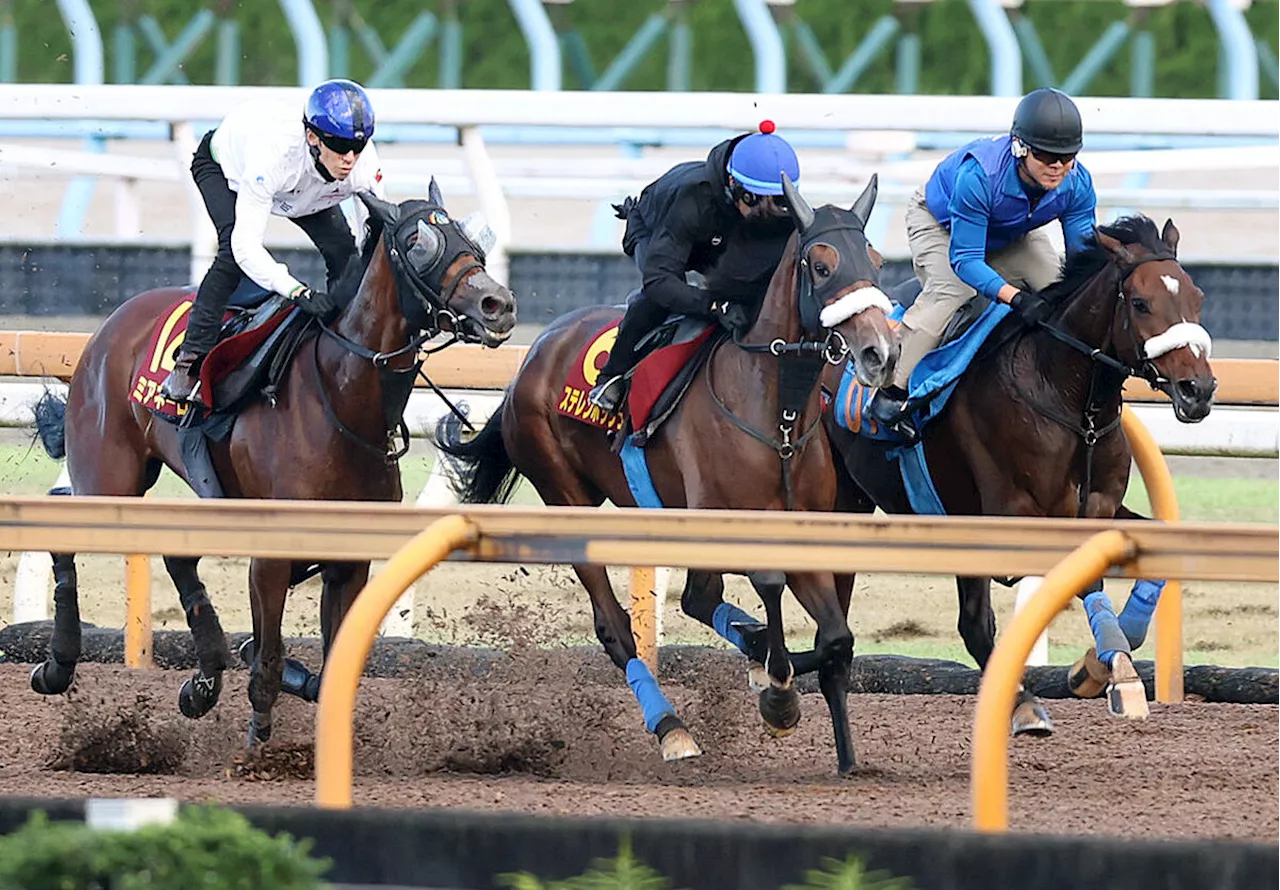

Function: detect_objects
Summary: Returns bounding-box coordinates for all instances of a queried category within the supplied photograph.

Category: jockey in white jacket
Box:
[160,78,386,404]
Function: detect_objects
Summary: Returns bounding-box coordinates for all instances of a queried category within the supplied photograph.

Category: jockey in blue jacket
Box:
[869,87,1097,439]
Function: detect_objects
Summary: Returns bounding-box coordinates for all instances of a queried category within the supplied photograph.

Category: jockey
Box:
[160,78,387,403]
[586,120,801,414]
[869,87,1097,440]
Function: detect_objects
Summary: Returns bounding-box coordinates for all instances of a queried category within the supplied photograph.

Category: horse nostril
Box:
[481,296,504,318]
[859,345,884,370]
[1177,379,1205,401]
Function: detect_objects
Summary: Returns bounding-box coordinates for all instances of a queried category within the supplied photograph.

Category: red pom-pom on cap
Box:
[758,119,776,134]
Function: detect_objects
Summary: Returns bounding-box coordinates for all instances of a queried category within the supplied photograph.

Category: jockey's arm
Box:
[1059,162,1098,259]
[947,161,1021,305]
[641,194,713,317]
[229,171,306,298]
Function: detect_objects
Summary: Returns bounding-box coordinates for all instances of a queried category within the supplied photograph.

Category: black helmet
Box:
[1010,88,1083,155]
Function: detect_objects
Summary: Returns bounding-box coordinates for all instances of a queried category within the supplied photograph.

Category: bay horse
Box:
[436,174,899,775]
[30,181,517,744]
[824,214,1215,731]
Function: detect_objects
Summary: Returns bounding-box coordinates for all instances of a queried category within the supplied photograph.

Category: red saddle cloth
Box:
[557,318,715,432]
[129,295,292,418]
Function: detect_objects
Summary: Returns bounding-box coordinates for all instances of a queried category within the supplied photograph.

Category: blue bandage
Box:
[625,658,675,733]
[1118,579,1166,650]
[1083,588,1129,668]
[712,602,757,656]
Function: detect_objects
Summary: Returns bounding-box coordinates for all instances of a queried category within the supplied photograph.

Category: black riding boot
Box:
[867,384,917,442]
[587,297,659,413]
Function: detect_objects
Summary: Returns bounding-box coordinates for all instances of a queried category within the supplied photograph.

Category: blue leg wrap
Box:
[1083,588,1130,668]
[625,658,675,733]
[712,602,757,656]
[1118,579,1166,650]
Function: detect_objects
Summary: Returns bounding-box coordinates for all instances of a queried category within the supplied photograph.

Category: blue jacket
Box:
[924,135,1097,301]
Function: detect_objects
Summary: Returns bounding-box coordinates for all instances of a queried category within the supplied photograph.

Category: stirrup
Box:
[588,375,627,413]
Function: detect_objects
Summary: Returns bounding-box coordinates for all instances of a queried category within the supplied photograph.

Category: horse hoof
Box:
[178,672,223,719]
[246,711,272,747]
[838,758,858,778]
[659,727,702,762]
[30,660,75,696]
[1106,654,1150,720]
[759,685,801,734]
[747,661,769,693]
[1067,647,1109,698]
[237,638,255,666]
[1012,700,1055,737]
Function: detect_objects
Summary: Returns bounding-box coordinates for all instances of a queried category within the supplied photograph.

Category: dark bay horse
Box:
[437,174,898,775]
[825,214,1216,731]
[31,182,516,743]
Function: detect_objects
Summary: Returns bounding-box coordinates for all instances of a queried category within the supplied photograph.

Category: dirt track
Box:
[0,658,1273,843]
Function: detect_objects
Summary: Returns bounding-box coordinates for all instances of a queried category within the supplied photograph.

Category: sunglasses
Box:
[1029,147,1076,167]
[737,188,788,209]
[318,132,368,156]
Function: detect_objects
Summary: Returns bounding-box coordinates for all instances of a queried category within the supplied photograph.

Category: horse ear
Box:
[850,173,878,226]
[781,171,814,233]
[1095,227,1135,267]
[1161,218,1180,256]
[358,191,400,226]
[428,176,445,207]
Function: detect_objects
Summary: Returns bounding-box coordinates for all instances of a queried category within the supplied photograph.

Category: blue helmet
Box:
[727,120,800,196]
[304,79,375,143]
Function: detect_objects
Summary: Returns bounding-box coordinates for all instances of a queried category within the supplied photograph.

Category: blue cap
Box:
[727,120,800,196]
[304,79,375,141]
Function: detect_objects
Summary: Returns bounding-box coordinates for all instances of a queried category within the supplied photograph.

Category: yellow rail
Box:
[971,530,1137,832]
[314,514,477,809]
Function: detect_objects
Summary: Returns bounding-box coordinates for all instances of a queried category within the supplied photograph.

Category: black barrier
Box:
[0,245,1273,342]
[0,797,1273,890]
[1,625,1275,705]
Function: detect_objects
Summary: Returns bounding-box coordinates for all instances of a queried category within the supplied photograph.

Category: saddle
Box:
[131,279,314,423]
[558,292,723,445]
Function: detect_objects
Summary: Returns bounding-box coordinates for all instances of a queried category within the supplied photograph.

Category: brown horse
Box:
[436,174,898,775]
[825,214,1216,731]
[30,181,517,744]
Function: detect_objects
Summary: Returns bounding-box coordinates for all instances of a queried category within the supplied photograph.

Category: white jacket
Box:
[210,100,386,297]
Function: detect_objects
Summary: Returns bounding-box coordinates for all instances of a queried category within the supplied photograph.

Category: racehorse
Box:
[30,181,517,744]
[436,174,899,775]
[824,214,1215,731]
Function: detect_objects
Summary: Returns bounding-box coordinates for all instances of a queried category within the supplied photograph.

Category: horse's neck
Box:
[742,240,802,350]
[331,244,412,361]
[1032,265,1123,404]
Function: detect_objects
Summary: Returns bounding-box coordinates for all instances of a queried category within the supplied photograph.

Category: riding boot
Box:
[587,308,649,413]
[868,384,917,443]
[158,347,206,404]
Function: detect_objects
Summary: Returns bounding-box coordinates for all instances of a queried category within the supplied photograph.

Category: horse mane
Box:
[1041,214,1162,305]
[330,212,388,311]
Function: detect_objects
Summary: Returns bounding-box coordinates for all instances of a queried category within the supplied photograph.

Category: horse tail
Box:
[32,389,68,461]
[432,402,521,505]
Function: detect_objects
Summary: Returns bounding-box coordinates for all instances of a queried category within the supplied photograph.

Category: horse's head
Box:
[1096,217,1216,422]
[780,173,898,388]
[358,179,517,348]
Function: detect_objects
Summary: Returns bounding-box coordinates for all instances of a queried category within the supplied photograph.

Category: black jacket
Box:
[617,136,795,316]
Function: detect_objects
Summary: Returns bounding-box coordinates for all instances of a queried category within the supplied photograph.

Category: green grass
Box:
[1124,473,1279,524]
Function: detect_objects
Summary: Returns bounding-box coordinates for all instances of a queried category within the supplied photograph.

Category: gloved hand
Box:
[1008,289,1051,328]
[709,299,751,334]
[289,285,339,319]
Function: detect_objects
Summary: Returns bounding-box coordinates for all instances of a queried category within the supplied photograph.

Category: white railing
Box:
[0,85,1275,282]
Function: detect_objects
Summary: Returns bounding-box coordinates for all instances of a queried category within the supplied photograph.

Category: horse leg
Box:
[574,561,701,762]
[1069,581,1149,719]
[785,571,857,775]
[956,575,1052,737]
[747,571,802,739]
[244,557,292,745]
[167,556,230,718]
[291,560,371,703]
[680,570,768,665]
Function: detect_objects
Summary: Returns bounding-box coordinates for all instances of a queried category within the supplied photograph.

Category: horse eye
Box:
[1132,297,1151,315]
[814,263,831,279]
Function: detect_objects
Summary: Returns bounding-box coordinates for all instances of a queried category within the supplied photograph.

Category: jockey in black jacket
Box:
[587,120,802,414]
